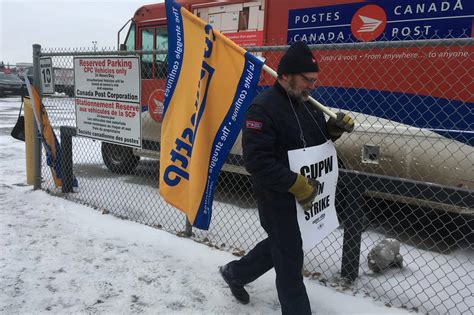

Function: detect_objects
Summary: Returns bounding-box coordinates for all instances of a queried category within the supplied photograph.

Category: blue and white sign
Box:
[288,0,474,44]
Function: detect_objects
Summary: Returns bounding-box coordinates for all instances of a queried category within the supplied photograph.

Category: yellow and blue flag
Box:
[159,0,263,230]
[25,78,78,188]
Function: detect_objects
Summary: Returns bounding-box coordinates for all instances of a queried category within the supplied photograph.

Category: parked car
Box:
[0,72,25,97]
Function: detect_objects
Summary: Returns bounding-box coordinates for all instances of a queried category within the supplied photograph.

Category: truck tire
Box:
[101,142,140,174]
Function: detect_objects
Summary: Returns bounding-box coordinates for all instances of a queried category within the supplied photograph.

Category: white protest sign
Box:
[73,56,141,148]
[39,57,54,94]
[288,141,340,251]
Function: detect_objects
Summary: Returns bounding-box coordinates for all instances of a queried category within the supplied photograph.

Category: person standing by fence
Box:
[219,41,354,314]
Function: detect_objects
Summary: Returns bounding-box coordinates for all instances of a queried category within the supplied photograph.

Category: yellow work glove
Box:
[327,112,355,138]
[288,174,320,210]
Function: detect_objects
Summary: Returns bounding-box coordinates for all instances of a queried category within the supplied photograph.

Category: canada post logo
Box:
[351,4,387,42]
[287,0,473,44]
[148,89,165,122]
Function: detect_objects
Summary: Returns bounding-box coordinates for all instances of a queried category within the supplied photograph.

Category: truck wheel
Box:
[101,142,140,174]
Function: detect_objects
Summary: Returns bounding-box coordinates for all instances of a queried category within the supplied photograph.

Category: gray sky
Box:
[1,0,161,65]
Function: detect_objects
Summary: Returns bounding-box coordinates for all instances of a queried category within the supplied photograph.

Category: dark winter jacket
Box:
[242,82,331,204]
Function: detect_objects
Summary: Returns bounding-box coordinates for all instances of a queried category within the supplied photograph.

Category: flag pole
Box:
[262,64,337,119]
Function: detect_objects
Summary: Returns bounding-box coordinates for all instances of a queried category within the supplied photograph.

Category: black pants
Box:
[228,198,311,315]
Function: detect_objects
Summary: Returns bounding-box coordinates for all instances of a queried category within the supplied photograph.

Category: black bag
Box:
[11,99,25,141]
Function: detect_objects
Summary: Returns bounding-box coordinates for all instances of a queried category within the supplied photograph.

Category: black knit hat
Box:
[277,41,319,75]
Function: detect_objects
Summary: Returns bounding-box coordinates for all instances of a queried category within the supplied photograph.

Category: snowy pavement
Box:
[0,97,411,314]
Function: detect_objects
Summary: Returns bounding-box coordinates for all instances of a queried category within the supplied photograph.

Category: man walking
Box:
[219,41,354,314]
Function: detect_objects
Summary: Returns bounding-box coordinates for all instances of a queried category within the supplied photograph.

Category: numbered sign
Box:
[39,57,54,94]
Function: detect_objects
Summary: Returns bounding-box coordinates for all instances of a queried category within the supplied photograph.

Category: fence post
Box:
[60,127,74,193]
[339,171,366,282]
[185,218,193,237]
[32,44,42,190]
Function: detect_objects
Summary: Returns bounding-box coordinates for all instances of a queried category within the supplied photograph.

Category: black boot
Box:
[219,264,250,304]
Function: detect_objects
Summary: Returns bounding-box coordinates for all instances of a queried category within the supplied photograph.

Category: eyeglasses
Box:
[298,73,317,84]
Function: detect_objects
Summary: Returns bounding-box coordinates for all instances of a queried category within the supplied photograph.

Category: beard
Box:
[287,77,310,102]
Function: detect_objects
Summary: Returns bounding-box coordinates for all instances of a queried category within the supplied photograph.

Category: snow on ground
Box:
[0,96,411,314]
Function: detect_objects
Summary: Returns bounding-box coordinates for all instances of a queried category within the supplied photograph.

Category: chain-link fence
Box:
[35,37,473,314]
